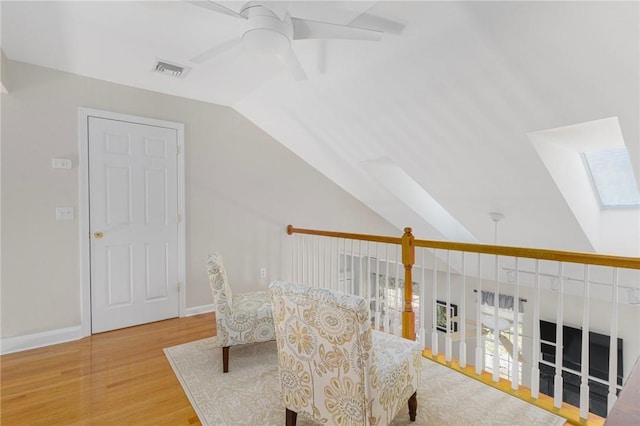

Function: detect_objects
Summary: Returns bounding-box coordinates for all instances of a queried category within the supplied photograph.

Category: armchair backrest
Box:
[206,253,233,315]
[269,281,375,424]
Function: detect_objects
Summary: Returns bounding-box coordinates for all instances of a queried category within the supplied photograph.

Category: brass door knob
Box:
[94,231,104,239]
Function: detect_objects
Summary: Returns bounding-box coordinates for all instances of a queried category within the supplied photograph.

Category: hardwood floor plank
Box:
[1,314,215,425]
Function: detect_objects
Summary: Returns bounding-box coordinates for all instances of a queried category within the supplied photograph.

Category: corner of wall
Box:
[1,49,9,93]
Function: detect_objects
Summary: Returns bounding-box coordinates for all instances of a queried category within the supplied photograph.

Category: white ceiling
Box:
[2,1,639,254]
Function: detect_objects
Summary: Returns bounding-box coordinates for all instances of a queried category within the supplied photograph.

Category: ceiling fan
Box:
[187,1,383,80]
[483,314,526,364]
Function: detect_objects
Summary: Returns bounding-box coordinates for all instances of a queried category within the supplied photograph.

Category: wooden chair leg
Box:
[408,391,417,421]
[285,408,297,426]
[222,346,230,373]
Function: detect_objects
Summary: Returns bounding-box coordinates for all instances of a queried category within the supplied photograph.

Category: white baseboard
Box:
[184,304,215,317]
[1,325,83,355]
[1,308,213,355]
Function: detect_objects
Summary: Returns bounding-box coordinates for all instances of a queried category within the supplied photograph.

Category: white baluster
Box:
[367,243,371,301]
[395,245,401,336]
[364,241,369,301]
[459,253,466,368]
[475,254,483,376]
[420,249,426,346]
[384,244,390,332]
[315,236,319,287]
[292,234,297,282]
[492,252,500,383]
[607,268,619,414]
[342,238,347,293]
[375,244,380,331]
[445,250,452,362]
[298,234,303,283]
[432,249,439,355]
[530,260,541,399]
[309,236,313,286]
[336,238,341,292]
[321,237,325,288]
[308,235,312,284]
[307,236,311,285]
[322,237,327,287]
[297,234,302,282]
[511,257,520,390]
[316,236,320,286]
[358,240,363,298]
[554,263,564,409]
[350,239,355,294]
[329,238,334,290]
[312,236,317,286]
[303,234,307,284]
[322,237,327,288]
[491,214,501,383]
[300,234,303,282]
[307,235,315,286]
[579,264,590,419]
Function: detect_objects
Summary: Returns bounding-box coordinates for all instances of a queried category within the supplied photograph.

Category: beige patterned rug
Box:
[164,337,565,426]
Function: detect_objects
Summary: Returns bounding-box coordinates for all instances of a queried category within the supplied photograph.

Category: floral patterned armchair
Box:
[269,281,422,426]
[206,253,275,373]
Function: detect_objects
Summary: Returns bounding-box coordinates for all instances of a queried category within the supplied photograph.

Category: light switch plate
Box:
[56,207,74,221]
[52,158,72,169]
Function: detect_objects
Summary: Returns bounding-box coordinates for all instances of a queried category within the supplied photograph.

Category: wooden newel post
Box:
[402,227,416,340]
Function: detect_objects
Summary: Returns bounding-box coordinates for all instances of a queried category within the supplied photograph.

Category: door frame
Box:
[78,108,186,337]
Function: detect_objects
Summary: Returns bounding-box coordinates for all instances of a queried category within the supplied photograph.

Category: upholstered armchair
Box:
[269,281,422,426]
[205,253,275,372]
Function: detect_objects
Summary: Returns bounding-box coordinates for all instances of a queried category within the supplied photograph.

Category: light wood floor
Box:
[1,313,215,425]
[4,313,627,426]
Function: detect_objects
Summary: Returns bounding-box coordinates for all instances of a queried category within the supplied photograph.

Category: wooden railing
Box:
[285,225,640,424]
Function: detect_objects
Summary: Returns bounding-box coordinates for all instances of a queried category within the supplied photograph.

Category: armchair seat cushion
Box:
[372,331,423,415]
[206,253,275,372]
[226,291,274,342]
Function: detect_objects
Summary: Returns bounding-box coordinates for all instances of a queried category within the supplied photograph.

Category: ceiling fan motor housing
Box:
[240,3,293,55]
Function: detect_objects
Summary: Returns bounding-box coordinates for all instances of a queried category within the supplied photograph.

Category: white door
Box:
[89,117,179,333]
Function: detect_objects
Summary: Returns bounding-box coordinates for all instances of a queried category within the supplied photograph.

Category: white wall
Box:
[0,58,399,340]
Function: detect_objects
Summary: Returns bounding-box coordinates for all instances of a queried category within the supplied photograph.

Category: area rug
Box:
[164,337,565,426]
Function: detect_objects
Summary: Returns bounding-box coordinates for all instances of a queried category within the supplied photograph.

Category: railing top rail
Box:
[413,239,640,269]
[286,225,640,270]
[287,225,401,245]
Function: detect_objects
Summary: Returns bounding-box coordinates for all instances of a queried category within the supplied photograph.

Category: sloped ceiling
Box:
[2,1,639,254]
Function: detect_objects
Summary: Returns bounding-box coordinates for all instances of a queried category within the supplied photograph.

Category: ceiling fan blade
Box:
[291,17,383,41]
[499,334,525,363]
[262,1,290,21]
[190,38,242,63]
[349,12,405,35]
[278,47,307,81]
[187,1,245,19]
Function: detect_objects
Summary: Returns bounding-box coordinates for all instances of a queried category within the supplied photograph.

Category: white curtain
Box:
[480,291,524,313]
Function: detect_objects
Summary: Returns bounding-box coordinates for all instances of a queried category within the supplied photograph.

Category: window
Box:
[583,148,640,208]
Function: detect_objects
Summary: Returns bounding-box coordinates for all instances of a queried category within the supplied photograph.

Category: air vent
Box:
[154,60,190,78]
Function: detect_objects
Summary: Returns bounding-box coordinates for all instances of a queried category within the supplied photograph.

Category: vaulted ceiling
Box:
[2,1,639,255]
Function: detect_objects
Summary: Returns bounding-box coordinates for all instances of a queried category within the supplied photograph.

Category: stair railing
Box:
[285,224,640,425]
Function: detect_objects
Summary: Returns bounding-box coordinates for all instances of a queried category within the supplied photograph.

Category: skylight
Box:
[583,148,640,208]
